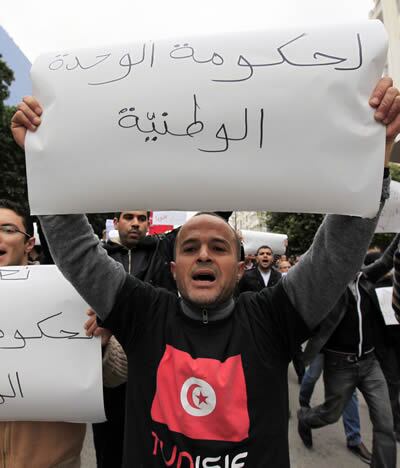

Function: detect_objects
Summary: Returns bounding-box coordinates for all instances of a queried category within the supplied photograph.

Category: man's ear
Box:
[237,261,245,282]
[113,217,119,229]
[25,237,35,255]
[170,261,176,280]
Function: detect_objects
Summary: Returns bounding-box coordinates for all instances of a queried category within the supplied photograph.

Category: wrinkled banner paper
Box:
[0,266,105,422]
[375,287,399,326]
[240,230,287,255]
[376,181,400,233]
[27,21,387,216]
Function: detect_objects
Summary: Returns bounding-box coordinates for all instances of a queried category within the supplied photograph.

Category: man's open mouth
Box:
[0,250,6,257]
[192,272,216,282]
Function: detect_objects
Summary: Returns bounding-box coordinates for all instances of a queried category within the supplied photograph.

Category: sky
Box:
[1,0,375,62]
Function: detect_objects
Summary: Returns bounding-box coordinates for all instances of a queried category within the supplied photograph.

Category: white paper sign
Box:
[376,181,400,233]
[0,265,105,422]
[240,230,287,255]
[27,21,387,216]
[152,211,187,226]
[375,287,399,326]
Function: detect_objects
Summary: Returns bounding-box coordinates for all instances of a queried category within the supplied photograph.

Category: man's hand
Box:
[84,308,112,347]
[10,96,42,149]
[369,77,400,144]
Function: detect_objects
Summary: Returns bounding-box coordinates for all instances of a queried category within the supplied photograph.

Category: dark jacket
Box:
[302,233,400,365]
[104,231,178,294]
[238,267,282,293]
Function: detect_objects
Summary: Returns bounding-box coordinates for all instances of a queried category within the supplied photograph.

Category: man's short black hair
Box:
[0,199,34,237]
[256,245,273,255]
[114,211,151,221]
[174,212,242,261]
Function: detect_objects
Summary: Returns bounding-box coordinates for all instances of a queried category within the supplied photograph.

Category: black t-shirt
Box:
[103,275,309,467]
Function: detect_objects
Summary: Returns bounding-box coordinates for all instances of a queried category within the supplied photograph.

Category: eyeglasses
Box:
[0,224,31,239]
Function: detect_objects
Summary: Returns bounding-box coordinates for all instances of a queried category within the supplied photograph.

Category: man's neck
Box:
[180,297,235,323]
[258,266,271,274]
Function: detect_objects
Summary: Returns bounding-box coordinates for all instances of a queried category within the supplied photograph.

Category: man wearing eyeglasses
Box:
[0,200,35,266]
[0,198,86,467]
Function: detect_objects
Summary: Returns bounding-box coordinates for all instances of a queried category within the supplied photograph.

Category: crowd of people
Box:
[1,76,400,467]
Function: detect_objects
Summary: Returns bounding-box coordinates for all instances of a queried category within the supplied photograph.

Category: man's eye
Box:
[183,247,196,253]
[1,225,16,233]
[214,245,227,252]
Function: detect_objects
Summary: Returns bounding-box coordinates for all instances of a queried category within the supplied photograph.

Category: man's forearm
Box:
[283,173,390,330]
[363,232,400,282]
[39,214,126,320]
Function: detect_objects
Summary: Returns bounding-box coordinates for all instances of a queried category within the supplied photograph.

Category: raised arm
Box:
[282,78,400,330]
[40,214,126,320]
[362,232,400,283]
[282,177,389,330]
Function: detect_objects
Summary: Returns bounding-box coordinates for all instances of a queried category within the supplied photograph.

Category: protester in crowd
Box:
[11,77,399,467]
[297,235,400,466]
[279,260,292,274]
[238,245,281,292]
[299,354,370,463]
[89,208,232,467]
[244,254,256,270]
[0,199,86,468]
[365,235,400,442]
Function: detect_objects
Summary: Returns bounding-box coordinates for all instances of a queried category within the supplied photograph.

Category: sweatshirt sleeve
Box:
[282,174,390,330]
[39,214,126,320]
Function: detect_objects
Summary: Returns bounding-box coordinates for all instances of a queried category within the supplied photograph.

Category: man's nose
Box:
[197,245,211,262]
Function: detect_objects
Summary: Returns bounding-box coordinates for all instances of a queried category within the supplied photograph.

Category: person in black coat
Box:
[238,245,281,292]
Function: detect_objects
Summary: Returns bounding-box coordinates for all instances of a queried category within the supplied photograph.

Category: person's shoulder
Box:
[103,240,124,254]
[271,268,282,279]
[243,268,258,278]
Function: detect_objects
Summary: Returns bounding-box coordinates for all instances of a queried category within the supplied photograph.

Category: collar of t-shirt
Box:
[180,298,235,322]
[258,268,271,286]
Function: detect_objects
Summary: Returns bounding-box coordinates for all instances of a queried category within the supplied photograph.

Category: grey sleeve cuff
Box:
[39,215,126,320]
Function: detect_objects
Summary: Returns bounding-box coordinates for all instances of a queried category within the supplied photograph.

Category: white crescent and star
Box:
[180,377,216,417]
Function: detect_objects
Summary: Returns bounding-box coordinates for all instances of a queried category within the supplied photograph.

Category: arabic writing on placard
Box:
[0,268,92,349]
[0,312,92,350]
[46,33,363,85]
[117,94,263,152]
[0,372,24,405]
[42,32,365,155]
[0,265,105,421]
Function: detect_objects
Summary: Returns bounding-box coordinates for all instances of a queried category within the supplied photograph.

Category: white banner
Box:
[152,211,187,226]
[375,287,399,326]
[27,21,387,216]
[0,266,105,422]
[376,181,400,233]
[240,230,287,255]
